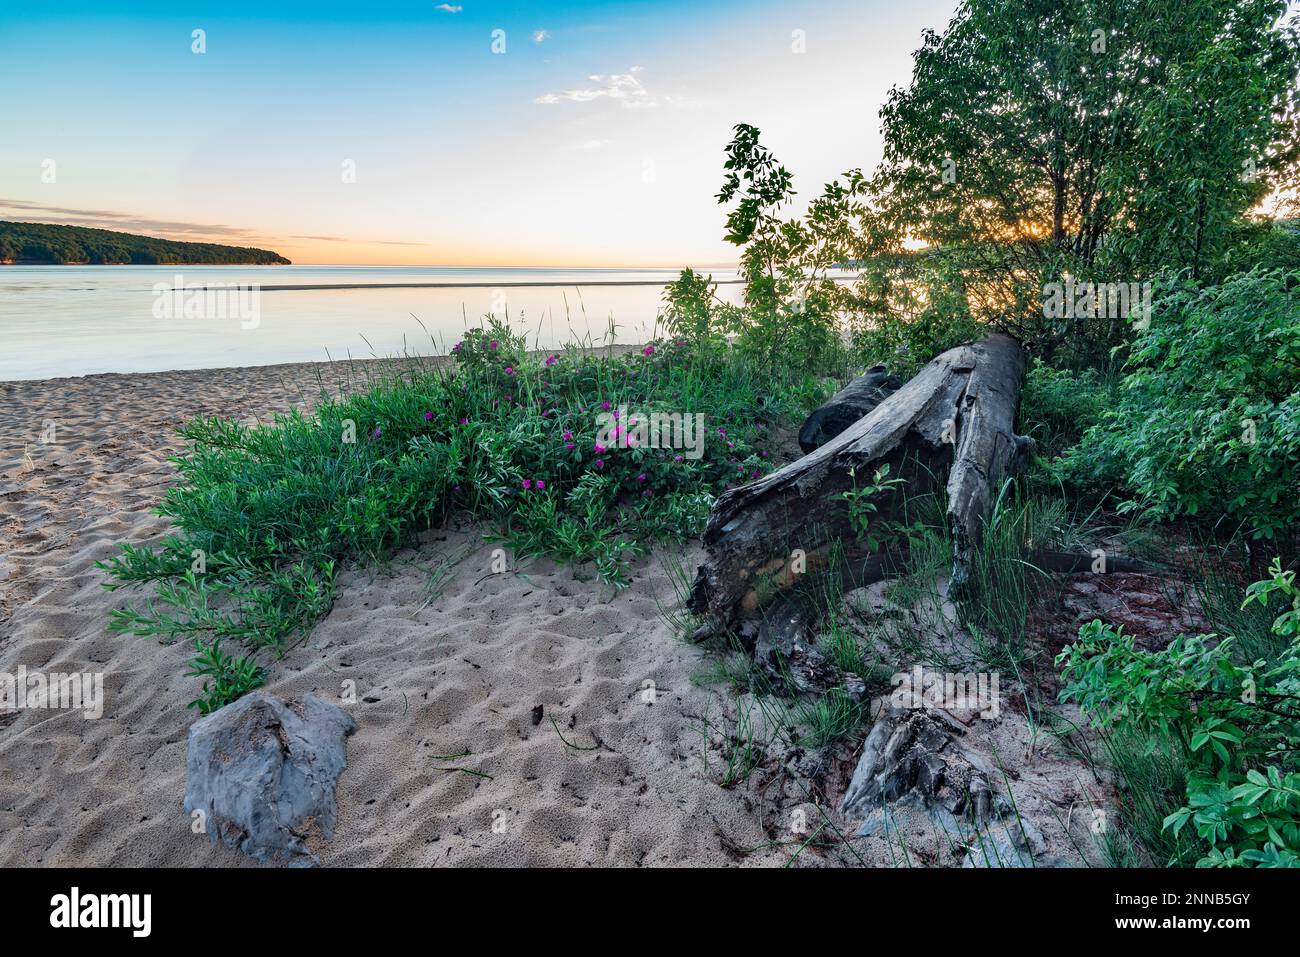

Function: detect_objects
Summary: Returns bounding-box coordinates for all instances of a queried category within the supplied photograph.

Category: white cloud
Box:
[535,66,658,108]
[533,30,550,43]
[435,3,462,12]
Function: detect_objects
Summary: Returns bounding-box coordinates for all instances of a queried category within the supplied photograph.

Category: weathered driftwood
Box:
[688,334,1030,635]
[838,708,1046,867]
[797,365,901,453]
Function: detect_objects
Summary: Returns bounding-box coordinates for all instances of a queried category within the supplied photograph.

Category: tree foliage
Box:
[868,0,1300,357]
[0,221,290,265]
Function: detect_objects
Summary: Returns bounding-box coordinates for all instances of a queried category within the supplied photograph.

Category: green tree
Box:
[867,0,1300,357]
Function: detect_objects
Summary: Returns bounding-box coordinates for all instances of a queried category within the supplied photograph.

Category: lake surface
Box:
[0,265,754,381]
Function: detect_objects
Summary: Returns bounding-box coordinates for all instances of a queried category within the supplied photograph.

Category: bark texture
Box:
[797,365,901,453]
[688,334,1030,634]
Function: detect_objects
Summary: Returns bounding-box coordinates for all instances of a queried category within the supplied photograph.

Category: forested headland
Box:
[0,221,290,265]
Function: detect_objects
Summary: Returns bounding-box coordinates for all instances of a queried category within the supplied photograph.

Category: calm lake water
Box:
[0,265,753,381]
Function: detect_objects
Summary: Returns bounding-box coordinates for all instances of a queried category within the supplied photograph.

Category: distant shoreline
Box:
[206,276,862,292]
[0,261,290,266]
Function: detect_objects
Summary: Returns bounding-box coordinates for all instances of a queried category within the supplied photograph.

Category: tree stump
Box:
[688,334,1030,636]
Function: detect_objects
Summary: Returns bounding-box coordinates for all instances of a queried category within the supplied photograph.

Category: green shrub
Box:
[101,318,814,706]
[1059,558,1300,867]
[1217,220,1300,278]
[661,268,730,348]
[850,308,983,380]
[1017,360,1119,465]
[1061,268,1300,538]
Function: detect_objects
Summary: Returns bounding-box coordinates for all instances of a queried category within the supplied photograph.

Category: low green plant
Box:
[1017,359,1119,466]
[833,463,905,550]
[791,686,862,749]
[185,638,265,715]
[1058,558,1300,867]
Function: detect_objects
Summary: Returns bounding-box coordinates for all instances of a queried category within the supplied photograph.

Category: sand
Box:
[0,359,795,866]
[0,359,1104,868]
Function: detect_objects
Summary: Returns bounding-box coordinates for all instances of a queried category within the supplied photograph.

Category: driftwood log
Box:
[797,364,901,453]
[688,334,1031,636]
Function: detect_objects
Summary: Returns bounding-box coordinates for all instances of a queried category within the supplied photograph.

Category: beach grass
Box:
[99,316,836,711]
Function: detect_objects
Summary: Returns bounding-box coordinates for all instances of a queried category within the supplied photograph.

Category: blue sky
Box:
[0,0,958,265]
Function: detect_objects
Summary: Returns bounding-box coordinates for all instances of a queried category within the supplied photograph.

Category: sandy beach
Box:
[0,358,1105,868]
[0,358,798,866]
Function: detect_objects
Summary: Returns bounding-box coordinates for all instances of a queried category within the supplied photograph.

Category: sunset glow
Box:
[0,0,957,266]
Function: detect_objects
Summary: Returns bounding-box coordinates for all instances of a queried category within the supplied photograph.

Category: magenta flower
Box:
[594,458,605,469]
[545,354,557,367]
[563,429,573,441]
[565,442,576,451]
[504,366,514,376]
[642,345,654,356]
[536,480,546,490]
[370,427,382,440]
[522,479,533,490]
[452,342,462,353]
[594,442,606,453]
[459,417,469,425]
[674,454,684,463]
[612,409,619,420]
[424,411,434,421]
[600,400,611,412]
[636,473,647,483]
[489,340,498,350]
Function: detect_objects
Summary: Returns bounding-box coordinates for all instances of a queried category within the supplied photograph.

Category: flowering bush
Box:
[101,312,829,707]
